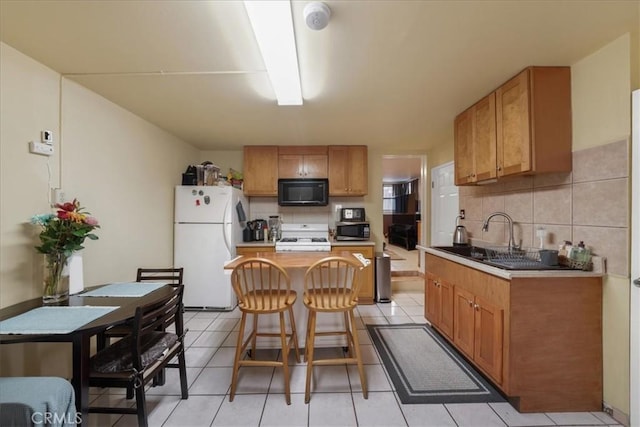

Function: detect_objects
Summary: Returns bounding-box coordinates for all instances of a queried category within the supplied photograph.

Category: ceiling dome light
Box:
[304,2,331,31]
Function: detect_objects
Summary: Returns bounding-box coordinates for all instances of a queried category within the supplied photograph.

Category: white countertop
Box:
[417,245,603,280]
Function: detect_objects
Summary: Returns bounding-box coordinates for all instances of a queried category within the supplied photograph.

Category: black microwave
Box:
[278,178,329,206]
[335,221,370,241]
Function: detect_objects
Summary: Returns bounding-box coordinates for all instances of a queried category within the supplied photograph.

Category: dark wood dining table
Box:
[0,284,175,426]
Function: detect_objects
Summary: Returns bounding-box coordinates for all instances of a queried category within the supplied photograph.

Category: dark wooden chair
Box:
[89,285,188,427]
[97,268,184,351]
[136,268,184,286]
[97,268,184,395]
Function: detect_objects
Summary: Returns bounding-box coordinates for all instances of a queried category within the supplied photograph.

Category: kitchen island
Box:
[236,240,376,303]
[225,251,370,348]
[419,245,603,413]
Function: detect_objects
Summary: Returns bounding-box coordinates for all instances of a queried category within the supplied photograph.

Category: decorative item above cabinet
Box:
[454,66,572,186]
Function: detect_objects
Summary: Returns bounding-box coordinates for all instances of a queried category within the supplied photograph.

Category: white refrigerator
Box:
[173,185,248,310]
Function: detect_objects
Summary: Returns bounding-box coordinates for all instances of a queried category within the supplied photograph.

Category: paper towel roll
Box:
[68,253,84,295]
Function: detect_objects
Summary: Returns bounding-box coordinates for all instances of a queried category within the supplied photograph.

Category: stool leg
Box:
[279,311,292,405]
[348,309,367,399]
[304,311,317,403]
[287,305,301,363]
[230,312,248,402]
[250,314,258,359]
[343,311,353,357]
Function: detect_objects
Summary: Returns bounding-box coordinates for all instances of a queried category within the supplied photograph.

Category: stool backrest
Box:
[304,256,364,309]
[231,258,292,310]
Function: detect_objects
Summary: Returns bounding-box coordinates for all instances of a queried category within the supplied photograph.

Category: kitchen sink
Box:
[432,245,578,271]
[432,245,488,260]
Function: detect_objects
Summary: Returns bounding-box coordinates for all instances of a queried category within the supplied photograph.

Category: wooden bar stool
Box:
[229,258,301,405]
[303,256,368,403]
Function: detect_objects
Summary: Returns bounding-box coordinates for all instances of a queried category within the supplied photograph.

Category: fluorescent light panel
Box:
[244,1,303,106]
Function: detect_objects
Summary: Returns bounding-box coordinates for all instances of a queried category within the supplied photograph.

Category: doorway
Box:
[381,155,427,277]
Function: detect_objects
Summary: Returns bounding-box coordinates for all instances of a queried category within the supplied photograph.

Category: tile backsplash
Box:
[459,139,629,276]
[247,197,365,227]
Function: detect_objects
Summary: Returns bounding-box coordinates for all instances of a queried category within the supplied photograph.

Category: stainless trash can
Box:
[375,252,391,303]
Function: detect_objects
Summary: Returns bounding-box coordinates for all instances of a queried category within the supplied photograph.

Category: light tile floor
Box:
[87,279,621,427]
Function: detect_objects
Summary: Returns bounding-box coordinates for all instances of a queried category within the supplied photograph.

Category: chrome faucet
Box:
[482,212,519,251]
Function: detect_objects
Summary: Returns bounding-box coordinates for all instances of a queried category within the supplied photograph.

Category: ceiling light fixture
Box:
[244,1,303,106]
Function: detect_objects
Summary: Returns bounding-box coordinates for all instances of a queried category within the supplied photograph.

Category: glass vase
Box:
[43,253,70,304]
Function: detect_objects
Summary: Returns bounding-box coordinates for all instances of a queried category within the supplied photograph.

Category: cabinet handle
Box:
[474,303,480,311]
[468,300,473,307]
[497,165,502,171]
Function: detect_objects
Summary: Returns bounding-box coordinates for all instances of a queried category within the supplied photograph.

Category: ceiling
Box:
[1,1,637,154]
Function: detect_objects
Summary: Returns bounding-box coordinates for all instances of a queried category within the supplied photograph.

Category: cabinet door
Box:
[279,154,328,178]
[328,146,368,196]
[473,93,497,181]
[425,273,441,326]
[453,286,475,359]
[328,146,349,195]
[303,154,328,178]
[279,154,303,178]
[346,146,368,195]
[473,295,504,383]
[496,69,531,177]
[439,279,454,339]
[454,108,475,185]
[243,146,278,196]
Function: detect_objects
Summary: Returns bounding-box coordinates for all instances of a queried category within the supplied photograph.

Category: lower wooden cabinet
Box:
[331,245,374,304]
[425,272,454,339]
[453,288,503,383]
[425,252,603,413]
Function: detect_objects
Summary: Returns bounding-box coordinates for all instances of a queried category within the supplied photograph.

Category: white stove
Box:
[275,223,331,252]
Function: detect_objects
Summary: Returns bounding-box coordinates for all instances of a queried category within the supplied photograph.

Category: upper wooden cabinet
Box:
[278,146,328,178]
[327,145,368,196]
[454,66,572,185]
[244,145,368,196]
[454,93,497,184]
[243,146,278,196]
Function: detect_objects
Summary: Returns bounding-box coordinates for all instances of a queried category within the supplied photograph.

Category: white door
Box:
[174,223,235,309]
[431,161,458,246]
[630,89,639,427]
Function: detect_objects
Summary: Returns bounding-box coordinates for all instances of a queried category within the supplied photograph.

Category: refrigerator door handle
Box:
[222,199,232,254]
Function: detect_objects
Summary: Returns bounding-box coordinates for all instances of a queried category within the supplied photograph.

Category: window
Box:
[383,180,419,214]
[383,184,396,213]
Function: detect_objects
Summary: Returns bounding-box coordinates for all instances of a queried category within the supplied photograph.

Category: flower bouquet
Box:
[31,200,99,303]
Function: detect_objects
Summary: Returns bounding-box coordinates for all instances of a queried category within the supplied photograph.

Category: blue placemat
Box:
[82,282,166,297]
[0,306,119,335]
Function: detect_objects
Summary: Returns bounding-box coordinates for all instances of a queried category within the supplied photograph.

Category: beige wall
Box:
[572,34,631,151]
[0,42,198,375]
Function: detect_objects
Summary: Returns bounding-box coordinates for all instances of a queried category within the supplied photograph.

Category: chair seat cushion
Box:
[91,331,178,374]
